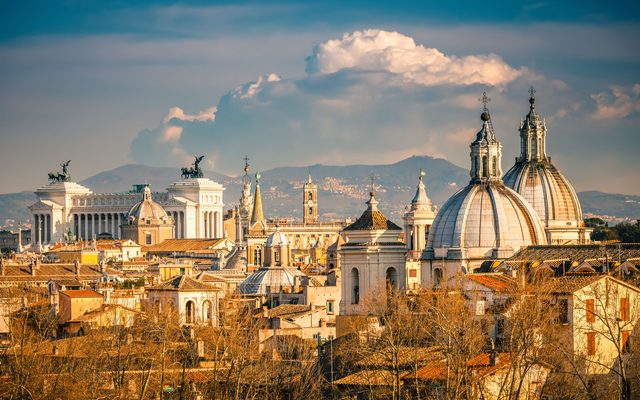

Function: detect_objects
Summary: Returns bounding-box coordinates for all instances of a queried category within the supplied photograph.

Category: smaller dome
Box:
[127,186,169,222]
[266,228,289,247]
[237,265,307,295]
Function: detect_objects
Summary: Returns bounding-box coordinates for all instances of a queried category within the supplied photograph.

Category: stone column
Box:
[177,212,181,238]
[46,214,51,243]
[84,213,89,241]
[34,214,40,246]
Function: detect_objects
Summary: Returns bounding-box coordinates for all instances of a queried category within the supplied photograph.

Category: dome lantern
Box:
[469,92,503,183]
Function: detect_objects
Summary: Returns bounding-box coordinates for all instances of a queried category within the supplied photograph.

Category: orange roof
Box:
[466,274,516,292]
[407,353,513,381]
[147,238,224,253]
[60,290,103,298]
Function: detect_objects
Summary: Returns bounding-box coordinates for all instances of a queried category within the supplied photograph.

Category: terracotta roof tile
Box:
[344,210,401,231]
[466,274,517,292]
[60,289,103,298]
[147,239,224,253]
[149,274,221,291]
[334,369,401,386]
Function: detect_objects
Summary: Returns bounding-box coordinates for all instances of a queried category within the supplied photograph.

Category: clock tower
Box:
[303,175,318,225]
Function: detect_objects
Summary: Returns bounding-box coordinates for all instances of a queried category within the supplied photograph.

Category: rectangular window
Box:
[409,269,417,278]
[145,233,152,245]
[476,300,486,316]
[620,297,630,321]
[558,299,569,324]
[326,301,334,314]
[586,332,596,356]
[622,331,631,354]
[586,299,595,323]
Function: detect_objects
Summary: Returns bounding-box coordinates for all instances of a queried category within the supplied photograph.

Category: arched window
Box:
[202,300,213,325]
[538,138,543,156]
[309,207,313,216]
[492,156,497,177]
[186,301,195,324]
[308,192,313,201]
[482,156,488,178]
[386,267,398,291]
[433,269,443,288]
[254,247,262,266]
[351,268,360,304]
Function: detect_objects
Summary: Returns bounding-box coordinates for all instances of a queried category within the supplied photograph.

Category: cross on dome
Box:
[479,92,491,111]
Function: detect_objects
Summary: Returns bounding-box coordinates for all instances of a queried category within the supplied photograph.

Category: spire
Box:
[518,86,548,162]
[470,93,503,183]
[250,172,265,225]
[411,169,432,210]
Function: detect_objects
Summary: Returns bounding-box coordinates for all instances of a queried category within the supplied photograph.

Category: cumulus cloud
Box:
[590,84,640,120]
[305,29,527,86]
[130,106,216,165]
[130,29,560,173]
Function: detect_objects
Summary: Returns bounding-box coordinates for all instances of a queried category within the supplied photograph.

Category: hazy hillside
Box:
[578,191,640,221]
[2,158,638,230]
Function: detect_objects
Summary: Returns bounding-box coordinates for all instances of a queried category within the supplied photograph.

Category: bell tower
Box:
[303,174,318,225]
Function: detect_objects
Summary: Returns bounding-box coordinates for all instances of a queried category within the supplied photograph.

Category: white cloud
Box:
[130,29,577,175]
[305,29,527,86]
[591,84,640,120]
[231,73,281,99]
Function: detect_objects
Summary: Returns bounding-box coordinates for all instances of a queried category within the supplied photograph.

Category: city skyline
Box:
[1,1,639,195]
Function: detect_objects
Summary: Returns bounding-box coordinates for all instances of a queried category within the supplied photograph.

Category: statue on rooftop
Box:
[48,160,71,182]
[181,155,205,179]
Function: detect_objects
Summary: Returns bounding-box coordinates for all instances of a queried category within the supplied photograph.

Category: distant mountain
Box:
[80,164,231,193]
[578,191,640,221]
[1,158,638,230]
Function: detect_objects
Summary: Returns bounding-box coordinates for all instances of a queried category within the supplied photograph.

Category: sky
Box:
[1,0,639,195]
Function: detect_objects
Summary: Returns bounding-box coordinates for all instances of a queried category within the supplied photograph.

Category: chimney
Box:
[262,306,269,318]
[30,261,36,276]
[74,259,80,279]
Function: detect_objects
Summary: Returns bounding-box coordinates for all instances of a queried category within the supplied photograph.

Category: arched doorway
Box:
[433,268,443,288]
[202,300,213,325]
[386,267,398,291]
[351,268,360,304]
[185,300,195,324]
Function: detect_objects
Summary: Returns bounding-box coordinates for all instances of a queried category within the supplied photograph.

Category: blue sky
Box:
[1,1,639,195]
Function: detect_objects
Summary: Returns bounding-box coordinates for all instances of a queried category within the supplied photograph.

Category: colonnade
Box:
[71,212,128,240]
[32,214,51,244]
[202,211,221,238]
[168,211,186,238]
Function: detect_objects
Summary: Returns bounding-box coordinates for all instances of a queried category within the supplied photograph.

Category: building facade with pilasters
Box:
[28,176,224,251]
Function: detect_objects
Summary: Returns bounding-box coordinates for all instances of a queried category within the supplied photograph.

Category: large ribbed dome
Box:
[427,183,547,257]
[128,186,169,221]
[503,161,582,224]
[503,90,585,243]
[425,96,547,261]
